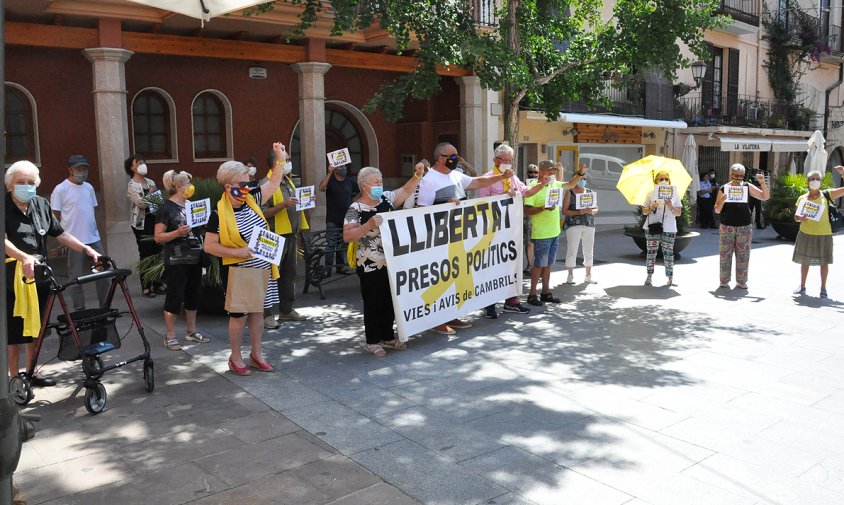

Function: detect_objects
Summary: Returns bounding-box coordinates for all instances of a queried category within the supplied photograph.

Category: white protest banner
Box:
[296,185,316,211]
[379,194,523,341]
[185,198,211,227]
[796,199,823,222]
[656,185,674,200]
[247,226,285,265]
[544,186,562,208]
[725,185,748,203]
[327,148,351,168]
[575,191,597,210]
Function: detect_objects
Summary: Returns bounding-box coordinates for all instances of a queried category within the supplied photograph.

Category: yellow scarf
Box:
[216,194,280,279]
[267,170,310,235]
[493,166,511,192]
[5,258,40,338]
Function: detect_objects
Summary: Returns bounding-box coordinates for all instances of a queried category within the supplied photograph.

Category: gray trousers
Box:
[67,240,109,310]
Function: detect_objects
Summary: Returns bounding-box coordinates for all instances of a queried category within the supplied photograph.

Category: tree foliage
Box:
[251,0,725,150]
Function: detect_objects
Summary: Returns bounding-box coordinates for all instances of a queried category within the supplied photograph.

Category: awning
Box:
[719,136,808,152]
[558,113,687,129]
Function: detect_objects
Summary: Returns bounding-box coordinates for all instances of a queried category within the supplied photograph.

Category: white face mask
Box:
[498,163,512,173]
[547,175,556,184]
[136,163,148,176]
[283,161,293,175]
[247,165,257,177]
[809,180,821,190]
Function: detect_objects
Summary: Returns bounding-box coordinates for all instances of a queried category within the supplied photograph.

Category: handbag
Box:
[646,204,666,235]
[224,266,270,313]
[164,236,202,266]
[823,191,844,233]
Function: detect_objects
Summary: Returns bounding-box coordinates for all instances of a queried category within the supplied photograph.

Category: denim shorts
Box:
[532,236,559,268]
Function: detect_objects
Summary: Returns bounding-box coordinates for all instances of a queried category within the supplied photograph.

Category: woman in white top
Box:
[642,171,682,286]
[125,154,163,297]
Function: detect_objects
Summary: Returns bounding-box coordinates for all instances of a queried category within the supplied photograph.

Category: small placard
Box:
[725,185,749,203]
[656,185,674,201]
[575,191,597,210]
[327,148,351,168]
[247,226,286,266]
[796,199,823,222]
[185,198,211,228]
[545,186,562,208]
[296,185,316,211]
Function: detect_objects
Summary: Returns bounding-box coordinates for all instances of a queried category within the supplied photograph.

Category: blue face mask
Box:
[577,179,587,188]
[13,184,37,203]
[369,186,384,200]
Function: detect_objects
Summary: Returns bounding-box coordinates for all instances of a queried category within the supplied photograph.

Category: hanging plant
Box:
[762,5,828,104]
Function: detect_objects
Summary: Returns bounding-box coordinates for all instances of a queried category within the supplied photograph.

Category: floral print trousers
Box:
[645,232,676,277]
[719,224,752,285]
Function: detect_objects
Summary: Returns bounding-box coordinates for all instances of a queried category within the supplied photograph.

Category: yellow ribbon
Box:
[5,257,41,338]
[216,194,280,280]
[493,166,511,192]
[267,170,310,235]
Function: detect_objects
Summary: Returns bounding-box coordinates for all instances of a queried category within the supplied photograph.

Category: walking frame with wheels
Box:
[8,257,154,415]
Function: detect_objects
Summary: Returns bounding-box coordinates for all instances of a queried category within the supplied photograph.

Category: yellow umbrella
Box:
[616,155,693,206]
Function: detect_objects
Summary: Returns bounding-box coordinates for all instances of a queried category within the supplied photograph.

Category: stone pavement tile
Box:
[774,370,844,398]
[193,431,334,487]
[381,406,505,463]
[283,400,404,455]
[140,393,270,439]
[479,492,540,505]
[121,428,244,473]
[809,394,844,415]
[465,403,593,442]
[290,454,381,502]
[14,451,134,504]
[238,375,332,411]
[363,359,463,386]
[15,443,45,472]
[639,383,747,416]
[725,391,810,418]
[562,386,689,432]
[216,409,301,444]
[756,411,844,457]
[660,406,784,451]
[682,453,844,505]
[39,462,229,505]
[798,455,844,495]
[326,482,421,505]
[353,439,506,505]
[460,446,632,505]
[742,378,830,407]
[750,345,833,371]
[185,469,329,505]
[316,378,419,417]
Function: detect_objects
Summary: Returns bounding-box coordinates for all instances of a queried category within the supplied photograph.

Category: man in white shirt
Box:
[416,142,513,335]
[51,155,109,310]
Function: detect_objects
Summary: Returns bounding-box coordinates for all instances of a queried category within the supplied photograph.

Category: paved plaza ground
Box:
[11,225,844,505]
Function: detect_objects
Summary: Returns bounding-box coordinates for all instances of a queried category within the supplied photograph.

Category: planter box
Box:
[770,221,800,241]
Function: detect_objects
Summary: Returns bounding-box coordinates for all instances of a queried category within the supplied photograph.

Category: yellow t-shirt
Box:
[524,181,563,239]
[797,193,832,235]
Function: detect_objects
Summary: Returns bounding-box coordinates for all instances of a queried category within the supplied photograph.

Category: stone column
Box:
[292,62,331,229]
[83,47,134,266]
[455,76,485,171]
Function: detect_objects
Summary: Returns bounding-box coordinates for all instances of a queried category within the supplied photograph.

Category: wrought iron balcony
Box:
[522,80,646,117]
[716,0,760,27]
[469,0,497,27]
[678,93,821,131]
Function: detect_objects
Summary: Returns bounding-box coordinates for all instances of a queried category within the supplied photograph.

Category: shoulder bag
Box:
[823,190,844,233]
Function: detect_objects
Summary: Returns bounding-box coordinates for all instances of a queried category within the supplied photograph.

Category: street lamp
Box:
[691,60,707,88]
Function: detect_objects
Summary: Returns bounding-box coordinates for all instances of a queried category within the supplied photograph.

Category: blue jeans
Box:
[532,236,560,268]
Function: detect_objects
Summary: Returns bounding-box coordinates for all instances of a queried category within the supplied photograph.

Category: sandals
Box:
[249,353,274,372]
[185,331,209,343]
[164,337,182,351]
[381,339,407,350]
[228,358,252,376]
[142,288,156,298]
[431,324,456,335]
[365,344,386,357]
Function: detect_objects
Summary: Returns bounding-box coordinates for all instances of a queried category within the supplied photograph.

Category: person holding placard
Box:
[714,163,769,290]
[204,143,286,375]
[641,171,682,287]
[261,150,313,327]
[343,164,425,356]
[792,167,844,298]
[524,160,586,305]
[320,159,359,275]
[126,153,164,297]
[476,144,549,318]
[154,169,208,351]
[562,176,598,285]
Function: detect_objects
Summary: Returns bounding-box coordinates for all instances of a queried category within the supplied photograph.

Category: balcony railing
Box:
[678,93,822,131]
[522,79,645,117]
[469,0,497,27]
[716,0,760,27]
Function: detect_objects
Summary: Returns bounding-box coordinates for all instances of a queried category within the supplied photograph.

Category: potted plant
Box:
[765,171,834,241]
[136,177,227,314]
[623,195,700,259]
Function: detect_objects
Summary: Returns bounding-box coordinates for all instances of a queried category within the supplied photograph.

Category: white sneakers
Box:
[567,272,595,284]
[566,272,575,284]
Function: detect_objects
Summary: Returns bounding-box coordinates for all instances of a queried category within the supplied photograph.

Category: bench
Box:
[300,229,350,299]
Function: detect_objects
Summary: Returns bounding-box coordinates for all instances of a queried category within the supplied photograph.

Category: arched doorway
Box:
[290,102,377,176]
